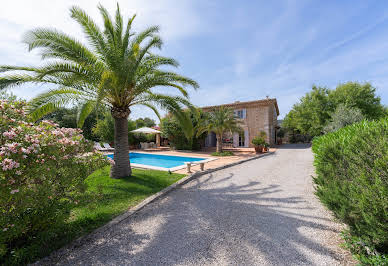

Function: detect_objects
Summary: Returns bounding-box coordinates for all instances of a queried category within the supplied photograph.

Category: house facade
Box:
[201,98,279,148]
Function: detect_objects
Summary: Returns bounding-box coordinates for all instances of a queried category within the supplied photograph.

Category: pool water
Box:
[106,152,206,169]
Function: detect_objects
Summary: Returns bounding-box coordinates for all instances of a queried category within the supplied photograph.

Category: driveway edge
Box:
[36,151,274,265]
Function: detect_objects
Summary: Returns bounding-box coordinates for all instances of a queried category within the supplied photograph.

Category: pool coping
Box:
[106,151,218,172]
[36,151,275,265]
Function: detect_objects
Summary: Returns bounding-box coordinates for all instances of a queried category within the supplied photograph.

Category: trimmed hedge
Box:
[312,118,387,263]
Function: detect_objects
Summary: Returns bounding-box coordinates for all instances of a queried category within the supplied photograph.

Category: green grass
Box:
[211,151,234,156]
[6,166,185,265]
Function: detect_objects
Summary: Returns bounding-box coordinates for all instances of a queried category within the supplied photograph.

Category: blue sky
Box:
[1,0,387,120]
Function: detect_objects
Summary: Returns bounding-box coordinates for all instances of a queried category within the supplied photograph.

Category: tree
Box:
[92,111,137,144]
[283,86,332,137]
[0,4,198,178]
[135,117,155,128]
[198,107,241,153]
[323,104,364,133]
[283,82,386,138]
[328,82,386,120]
[160,107,207,150]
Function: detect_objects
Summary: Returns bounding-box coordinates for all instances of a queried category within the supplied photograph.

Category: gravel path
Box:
[51,144,354,265]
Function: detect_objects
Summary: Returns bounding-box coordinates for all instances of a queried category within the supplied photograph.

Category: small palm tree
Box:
[0,4,198,178]
[199,107,241,153]
[172,107,208,149]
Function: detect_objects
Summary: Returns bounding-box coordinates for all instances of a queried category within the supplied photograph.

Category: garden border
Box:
[36,151,275,265]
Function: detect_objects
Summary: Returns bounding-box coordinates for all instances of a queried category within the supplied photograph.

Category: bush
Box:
[0,100,108,264]
[211,151,234,156]
[312,118,388,264]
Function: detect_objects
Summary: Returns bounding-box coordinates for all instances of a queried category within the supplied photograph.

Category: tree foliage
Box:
[160,108,207,150]
[283,82,386,138]
[328,82,386,119]
[323,104,364,133]
[135,117,156,128]
[92,112,139,145]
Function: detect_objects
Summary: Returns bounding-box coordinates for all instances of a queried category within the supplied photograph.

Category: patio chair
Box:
[103,143,113,150]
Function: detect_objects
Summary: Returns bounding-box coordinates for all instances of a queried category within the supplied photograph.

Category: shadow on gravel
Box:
[59,169,342,265]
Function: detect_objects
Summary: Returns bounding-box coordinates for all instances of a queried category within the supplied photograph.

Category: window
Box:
[236,109,244,118]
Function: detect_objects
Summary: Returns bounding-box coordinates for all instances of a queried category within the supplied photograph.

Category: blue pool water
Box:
[106,152,206,169]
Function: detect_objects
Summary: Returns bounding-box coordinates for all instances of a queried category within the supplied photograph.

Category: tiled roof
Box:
[201,98,279,115]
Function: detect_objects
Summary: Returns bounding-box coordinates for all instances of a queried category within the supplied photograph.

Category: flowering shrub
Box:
[0,100,108,261]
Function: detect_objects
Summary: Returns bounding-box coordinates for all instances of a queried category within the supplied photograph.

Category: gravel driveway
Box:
[49,144,353,265]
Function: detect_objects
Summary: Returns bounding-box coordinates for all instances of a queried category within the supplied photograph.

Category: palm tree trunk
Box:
[110,108,131,178]
[216,134,223,153]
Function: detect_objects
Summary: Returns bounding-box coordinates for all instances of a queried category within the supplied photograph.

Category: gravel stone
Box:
[42,144,355,265]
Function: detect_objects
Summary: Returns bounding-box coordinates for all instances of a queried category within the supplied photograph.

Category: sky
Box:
[1,0,388,121]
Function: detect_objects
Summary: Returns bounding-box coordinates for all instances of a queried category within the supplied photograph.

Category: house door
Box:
[238,134,245,147]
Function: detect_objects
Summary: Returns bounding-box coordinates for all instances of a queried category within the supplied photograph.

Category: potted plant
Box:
[252,131,267,153]
[263,142,269,152]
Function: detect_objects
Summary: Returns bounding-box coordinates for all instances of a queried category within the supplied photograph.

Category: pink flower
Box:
[2,158,20,170]
[10,189,19,194]
[3,130,17,139]
[16,170,22,175]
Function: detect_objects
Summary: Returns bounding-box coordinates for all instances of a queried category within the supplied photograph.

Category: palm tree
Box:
[171,107,208,149]
[0,4,198,178]
[199,107,241,153]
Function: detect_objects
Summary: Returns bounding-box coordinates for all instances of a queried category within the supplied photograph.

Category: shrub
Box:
[211,151,234,156]
[312,118,388,264]
[0,100,108,264]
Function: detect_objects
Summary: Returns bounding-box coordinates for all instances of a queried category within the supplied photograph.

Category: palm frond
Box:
[138,103,161,120]
[23,28,97,65]
[28,87,85,120]
[70,6,107,58]
[77,100,96,127]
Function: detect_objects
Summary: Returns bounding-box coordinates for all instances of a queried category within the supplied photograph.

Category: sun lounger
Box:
[94,142,111,151]
[103,143,114,150]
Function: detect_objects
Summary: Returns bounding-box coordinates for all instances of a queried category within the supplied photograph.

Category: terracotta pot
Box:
[254,145,263,153]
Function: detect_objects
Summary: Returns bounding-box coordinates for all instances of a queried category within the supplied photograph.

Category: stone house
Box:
[201,98,279,147]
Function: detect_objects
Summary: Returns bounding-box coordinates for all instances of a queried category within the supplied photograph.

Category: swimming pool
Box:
[106,152,215,171]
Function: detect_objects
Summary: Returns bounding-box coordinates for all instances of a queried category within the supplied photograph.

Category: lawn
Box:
[9,167,185,265]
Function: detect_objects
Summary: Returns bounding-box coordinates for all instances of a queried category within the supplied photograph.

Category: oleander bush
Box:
[312,118,388,264]
[0,100,108,263]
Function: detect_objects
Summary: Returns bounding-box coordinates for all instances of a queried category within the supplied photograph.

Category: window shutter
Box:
[244,129,249,147]
[243,109,247,119]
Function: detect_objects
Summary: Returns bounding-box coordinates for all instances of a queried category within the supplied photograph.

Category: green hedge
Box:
[312,118,387,264]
